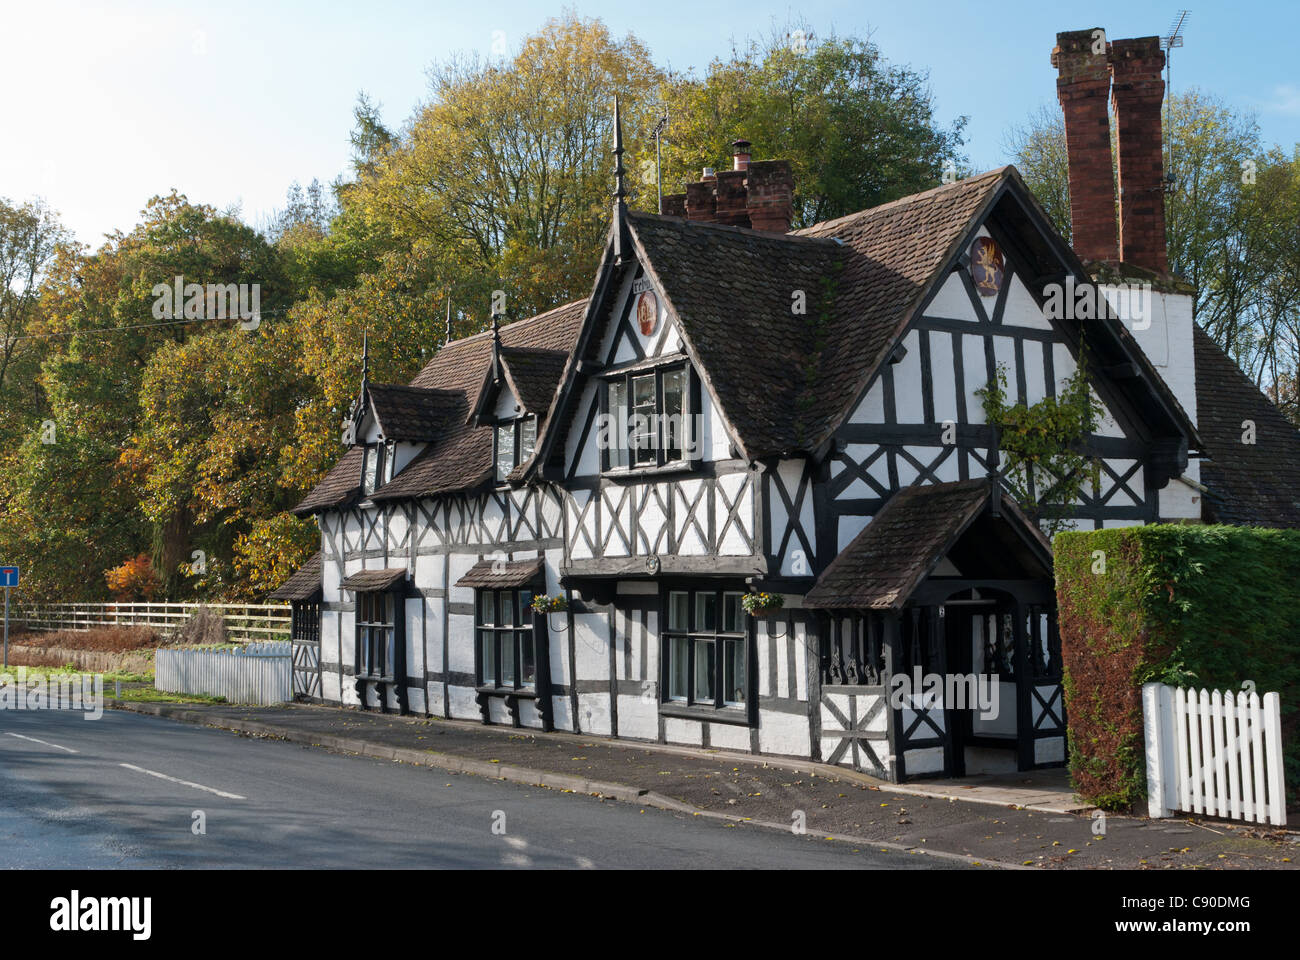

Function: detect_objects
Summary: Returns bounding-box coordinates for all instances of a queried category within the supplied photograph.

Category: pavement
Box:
[100,698,1300,870]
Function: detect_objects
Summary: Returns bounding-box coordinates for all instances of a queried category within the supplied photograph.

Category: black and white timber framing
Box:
[289,165,1204,781]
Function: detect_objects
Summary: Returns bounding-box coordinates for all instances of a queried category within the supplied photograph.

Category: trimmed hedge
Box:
[1055,524,1300,810]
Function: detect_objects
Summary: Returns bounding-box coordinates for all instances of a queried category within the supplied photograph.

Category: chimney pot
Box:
[702,167,717,180]
[732,138,752,171]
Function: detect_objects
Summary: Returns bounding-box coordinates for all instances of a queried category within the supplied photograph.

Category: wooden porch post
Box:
[883,611,904,783]
[1013,599,1033,771]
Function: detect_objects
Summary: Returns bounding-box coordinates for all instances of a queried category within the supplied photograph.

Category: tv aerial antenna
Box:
[1161,10,1190,192]
[651,109,670,213]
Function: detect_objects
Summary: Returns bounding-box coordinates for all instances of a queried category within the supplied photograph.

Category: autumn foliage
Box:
[104,555,161,601]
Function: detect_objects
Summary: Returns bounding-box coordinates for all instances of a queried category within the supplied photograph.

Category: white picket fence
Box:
[1143,682,1287,826]
[13,602,291,642]
[154,642,292,706]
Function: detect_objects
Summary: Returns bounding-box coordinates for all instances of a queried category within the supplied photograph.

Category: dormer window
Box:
[494,415,537,483]
[602,364,690,470]
[361,440,395,496]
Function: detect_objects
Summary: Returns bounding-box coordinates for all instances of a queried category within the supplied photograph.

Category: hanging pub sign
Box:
[635,285,658,337]
[970,236,1004,297]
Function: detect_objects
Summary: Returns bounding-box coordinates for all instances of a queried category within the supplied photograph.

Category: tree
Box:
[658,24,968,226]
[0,198,65,390]
[1001,105,1070,239]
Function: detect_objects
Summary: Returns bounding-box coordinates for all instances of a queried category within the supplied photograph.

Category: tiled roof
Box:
[293,299,586,514]
[804,479,991,610]
[339,567,407,591]
[627,212,842,456]
[1193,324,1300,528]
[294,445,363,514]
[500,347,570,415]
[367,383,460,441]
[268,551,322,601]
[455,557,544,588]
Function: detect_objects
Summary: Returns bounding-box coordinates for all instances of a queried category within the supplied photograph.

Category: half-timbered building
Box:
[277,28,1300,780]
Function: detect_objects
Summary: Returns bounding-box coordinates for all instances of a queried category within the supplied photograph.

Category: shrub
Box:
[175,605,227,646]
[1055,524,1300,810]
[104,554,161,601]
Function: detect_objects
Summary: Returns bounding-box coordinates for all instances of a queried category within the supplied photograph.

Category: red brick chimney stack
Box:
[661,139,794,233]
[1110,36,1168,273]
[744,161,794,232]
[1051,28,1118,264]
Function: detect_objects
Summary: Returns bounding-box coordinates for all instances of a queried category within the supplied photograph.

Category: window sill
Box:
[602,460,697,481]
[658,702,753,727]
[476,685,539,699]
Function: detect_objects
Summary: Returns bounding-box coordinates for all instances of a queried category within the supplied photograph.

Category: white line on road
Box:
[118,763,246,800]
[5,732,78,754]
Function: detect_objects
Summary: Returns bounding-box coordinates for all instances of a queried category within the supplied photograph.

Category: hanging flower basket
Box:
[742,592,784,618]
[530,594,568,615]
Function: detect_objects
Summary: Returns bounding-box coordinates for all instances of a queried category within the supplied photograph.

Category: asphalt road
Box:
[0,709,967,869]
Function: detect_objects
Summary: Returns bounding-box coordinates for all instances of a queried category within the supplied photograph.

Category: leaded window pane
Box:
[668,591,689,632]
[520,416,537,462]
[363,446,379,495]
[478,630,496,685]
[724,639,746,705]
[495,424,515,482]
[722,592,744,633]
[668,636,689,701]
[606,380,629,468]
[693,639,715,702]
[631,374,656,464]
[519,631,536,687]
[662,368,685,461]
[695,592,717,632]
[501,632,515,685]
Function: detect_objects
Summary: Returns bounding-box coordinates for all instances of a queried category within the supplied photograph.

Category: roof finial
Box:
[445,298,452,342]
[361,330,369,387]
[612,95,631,262]
[613,95,627,205]
[489,308,503,382]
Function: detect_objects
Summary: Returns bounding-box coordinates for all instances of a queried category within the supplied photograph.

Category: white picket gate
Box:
[1142,682,1286,826]
[154,642,292,706]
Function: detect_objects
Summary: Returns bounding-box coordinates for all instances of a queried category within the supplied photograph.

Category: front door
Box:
[941,595,1022,776]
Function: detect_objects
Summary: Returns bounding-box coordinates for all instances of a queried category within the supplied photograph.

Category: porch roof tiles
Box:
[804,479,993,611]
[339,567,408,591]
[455,557,545,589]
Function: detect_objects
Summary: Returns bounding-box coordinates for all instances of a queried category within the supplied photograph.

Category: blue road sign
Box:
[0,566,18,588]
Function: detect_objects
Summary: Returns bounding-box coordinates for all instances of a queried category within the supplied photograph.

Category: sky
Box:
[4,0,1298,246]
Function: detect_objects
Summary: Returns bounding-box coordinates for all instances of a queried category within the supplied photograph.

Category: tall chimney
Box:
[1051,28,1118,263]
[1110,37,1168,273]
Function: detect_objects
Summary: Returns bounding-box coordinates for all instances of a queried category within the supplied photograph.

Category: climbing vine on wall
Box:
[975,349,1103,538]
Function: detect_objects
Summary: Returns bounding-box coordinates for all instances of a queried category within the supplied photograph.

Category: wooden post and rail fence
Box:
[9,601,292,644]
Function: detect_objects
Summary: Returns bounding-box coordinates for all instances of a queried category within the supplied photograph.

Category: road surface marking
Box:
[5,732,78,754]
[118,763,246,799]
